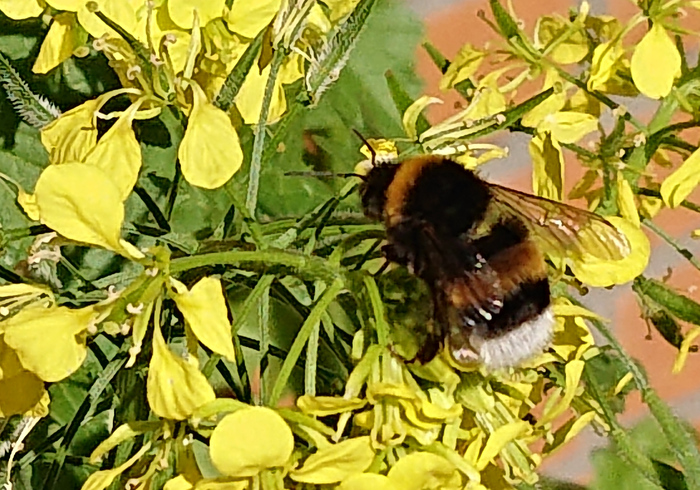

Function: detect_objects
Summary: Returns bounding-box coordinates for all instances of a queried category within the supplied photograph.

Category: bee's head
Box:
[359,163,399,221]
[352,130,401,221]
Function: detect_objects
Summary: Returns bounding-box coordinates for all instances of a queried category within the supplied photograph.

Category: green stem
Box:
[269,278,344,406]
[582,366,663,488]
[363,276,389,347]
[258,282,271,405]
[643,219,700,273]
[170,250,344,284]
[245,48,287,218]
[568,294,700,486]
[224,183,266,248]
[305,322,320,396]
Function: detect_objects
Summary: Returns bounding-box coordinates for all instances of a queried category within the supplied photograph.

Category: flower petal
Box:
[236,63,287,124]
[76,0,140,39]
[290,436,375,484]
[661,146,700,208]
[34,162,126,252]
[439,43,485,91]
[387,452,461,490]
[168,0,225,29]
[179,82,243,189]
[537,111,598,144]
[210,406,294,477]
[3,305,95,382]
[631,23,680,99]
[588,41,624,92]
[84,104,142,201]
[529,132,564,201]
[337,474,399,490]
[33,13,83,74]
[146,324,216,420]
[0,337,46,417]
[41,98,99,164]
[45,0,81,11]
[226,0,282,38]
[170,277,236,362]
[569,217,650,287]
[0,0,45,19]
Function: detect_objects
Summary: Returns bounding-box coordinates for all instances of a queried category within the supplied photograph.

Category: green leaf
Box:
[306,0,378,103]
[489,0,520,38]
[258,0,422,217]
[0,51,59,128]
[633,276,700,326]
[652,459,688,490]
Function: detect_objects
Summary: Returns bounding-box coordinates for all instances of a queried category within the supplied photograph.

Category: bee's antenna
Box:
[352,129,376,166]
[284,170,365,180]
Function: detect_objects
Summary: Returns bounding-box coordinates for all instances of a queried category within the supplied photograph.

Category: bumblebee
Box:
[359,155,630,369]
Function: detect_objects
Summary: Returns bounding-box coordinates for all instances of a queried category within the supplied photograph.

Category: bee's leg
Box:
[409,287,448,364]
[372,243,404,277]
[373,260,391,277]
[387,333,440,364]
[414,332,442,364]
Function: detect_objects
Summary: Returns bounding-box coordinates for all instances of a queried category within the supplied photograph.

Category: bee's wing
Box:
[488,184,631,261]
[408,224,505,363]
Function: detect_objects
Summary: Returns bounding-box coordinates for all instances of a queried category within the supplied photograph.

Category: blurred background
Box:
[401,0,700,484]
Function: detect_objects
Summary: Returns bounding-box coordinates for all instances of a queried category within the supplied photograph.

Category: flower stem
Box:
[568,293,700,486]
[269,278,344,406]
[245,48,286,218]
[170,250,344,284]
[643,219,700,273]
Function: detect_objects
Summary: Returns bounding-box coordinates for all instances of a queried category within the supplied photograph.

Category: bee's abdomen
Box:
[445,217,550,336]
[460,276,550,338]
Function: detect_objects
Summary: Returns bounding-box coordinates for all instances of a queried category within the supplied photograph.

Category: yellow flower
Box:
[225,0,282,38]
[178,81,243,188]
[33,12,86,74]
[41,98,99,164]
[169,276,236,362]
[209,406,294,477]
[32,162,142,258]
[2,304,96,382]
[0,0,45,20]
[146,321,216,420]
